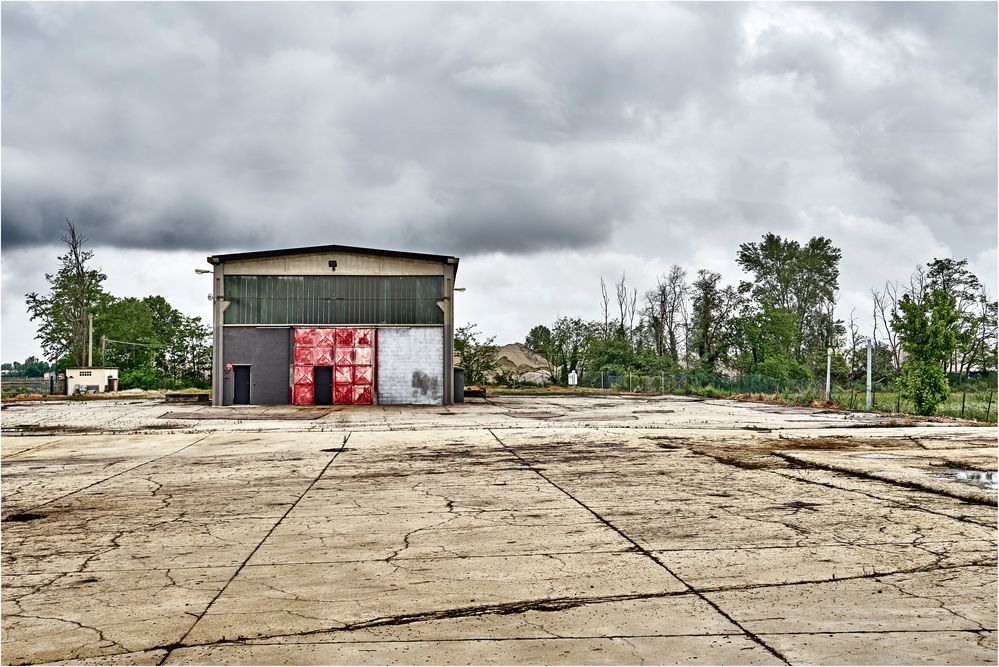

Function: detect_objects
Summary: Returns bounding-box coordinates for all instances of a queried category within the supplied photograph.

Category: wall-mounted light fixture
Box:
[328,260,338,272]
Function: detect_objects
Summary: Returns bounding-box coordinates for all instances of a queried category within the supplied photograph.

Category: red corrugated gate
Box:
[292,327,375,405]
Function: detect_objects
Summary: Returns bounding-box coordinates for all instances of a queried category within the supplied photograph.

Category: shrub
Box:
[119,366,165,390]
[690,385,727,399]
[896,362,949,416]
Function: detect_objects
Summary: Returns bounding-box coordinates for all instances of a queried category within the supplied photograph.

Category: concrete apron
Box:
[1,395,995,665]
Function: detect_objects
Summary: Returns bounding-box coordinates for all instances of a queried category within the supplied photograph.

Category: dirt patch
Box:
[775,436,910,451]
[4,424,101,434]
[159,409,331,421]
[3,512,45,523]
[504,411,562,419]
[557,414,638,422]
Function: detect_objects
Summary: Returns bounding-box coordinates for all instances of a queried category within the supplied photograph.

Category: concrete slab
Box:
[2,395,995,665]
[759,631,997,665]
[167,634,783,665]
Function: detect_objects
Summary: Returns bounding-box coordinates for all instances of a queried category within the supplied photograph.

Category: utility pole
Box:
[87,313,94,367]
[825,347,832,402]
[866,340,873,409]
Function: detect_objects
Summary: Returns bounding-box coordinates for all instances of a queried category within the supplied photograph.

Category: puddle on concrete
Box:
[932,468,998,491]
[854,453,928,460]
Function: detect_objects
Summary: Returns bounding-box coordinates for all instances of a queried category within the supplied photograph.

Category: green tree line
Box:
[20,220,211,390]
[521,233,997,416]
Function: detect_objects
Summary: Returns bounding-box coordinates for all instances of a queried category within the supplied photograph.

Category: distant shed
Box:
[66,368,119,395]
[206,244,459,407]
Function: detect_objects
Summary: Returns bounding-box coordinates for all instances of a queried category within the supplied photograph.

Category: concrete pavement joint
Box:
[5,434,214,517]
[487,428,792,666]
[156,432,352,666]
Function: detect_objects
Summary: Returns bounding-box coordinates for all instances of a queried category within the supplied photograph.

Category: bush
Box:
[690,385,727,399]
[896,362,949,416]
[755,356,812,381]
[119,366,165,390]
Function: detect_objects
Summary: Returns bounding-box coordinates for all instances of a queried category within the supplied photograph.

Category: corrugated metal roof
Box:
[207,244,459,267]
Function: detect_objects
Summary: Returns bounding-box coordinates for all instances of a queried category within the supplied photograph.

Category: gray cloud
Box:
[1,2,750,255]
[1,1,996,361]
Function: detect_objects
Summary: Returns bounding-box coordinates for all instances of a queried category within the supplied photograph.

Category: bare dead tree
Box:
[644,265,690,364]
[616,272,628,330]
[908,265,927,304]
[600,277,611,340]
[872,281,902,374]
[848,307,861,380]
[616,272,637,342]
[63,220,92,368]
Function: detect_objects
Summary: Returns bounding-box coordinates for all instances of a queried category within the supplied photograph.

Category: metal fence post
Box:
[865,341,872,409]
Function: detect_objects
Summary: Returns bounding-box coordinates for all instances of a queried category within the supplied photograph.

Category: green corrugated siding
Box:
[223,275,445,325]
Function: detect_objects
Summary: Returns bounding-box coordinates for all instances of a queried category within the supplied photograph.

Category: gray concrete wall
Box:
[377,327,444,405]
[222,327,291,405]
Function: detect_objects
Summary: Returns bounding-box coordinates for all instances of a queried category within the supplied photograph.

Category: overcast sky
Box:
[2,1,996,362]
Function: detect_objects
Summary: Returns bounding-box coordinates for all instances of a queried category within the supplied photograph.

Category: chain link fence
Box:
[569,370,996,423]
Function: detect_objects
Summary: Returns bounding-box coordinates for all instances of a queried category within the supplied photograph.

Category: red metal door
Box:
[292,327,375,405]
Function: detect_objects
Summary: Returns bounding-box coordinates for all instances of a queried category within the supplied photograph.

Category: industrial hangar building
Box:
[206,245,459,406]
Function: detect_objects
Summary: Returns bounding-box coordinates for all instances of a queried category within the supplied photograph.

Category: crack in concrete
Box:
[7,434,214,518]
[486,428,792,666]
[770,467,995,527]
[5,612,130,656]
[156,432,352,666]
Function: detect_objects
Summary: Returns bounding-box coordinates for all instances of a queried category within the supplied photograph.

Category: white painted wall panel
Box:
[377,327,444,405]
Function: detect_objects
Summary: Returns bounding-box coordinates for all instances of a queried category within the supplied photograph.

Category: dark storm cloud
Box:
[0,1,746,255]
[0,1,995,264]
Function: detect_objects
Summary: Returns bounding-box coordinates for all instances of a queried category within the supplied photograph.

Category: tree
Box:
[643,265,689,364]
[615,272,638,342]
[599,277,612,340]
[0,357,51,377]
[454,323,499,386]
[25,220,111,369]
[892,288,961,415]
[526,318,595,384]
[96,295,211,388]
[689,270,741,372]
[925,258,991,378]
[728,306,809,379]
[526,325,556,381]
[21,356,51,378]
[736,233,842,369]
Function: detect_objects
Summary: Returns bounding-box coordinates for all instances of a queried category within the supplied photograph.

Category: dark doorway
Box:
[313,366,333,405]
[233,366,251,404]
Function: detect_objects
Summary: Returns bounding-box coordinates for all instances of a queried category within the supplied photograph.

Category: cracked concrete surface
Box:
[1,395,995,665]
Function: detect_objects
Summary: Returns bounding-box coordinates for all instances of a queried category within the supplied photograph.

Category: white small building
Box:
[66,368,119,395]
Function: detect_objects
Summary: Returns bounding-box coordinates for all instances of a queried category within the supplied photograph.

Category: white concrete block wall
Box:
[377,327,444,405]
[66,368,119,395]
